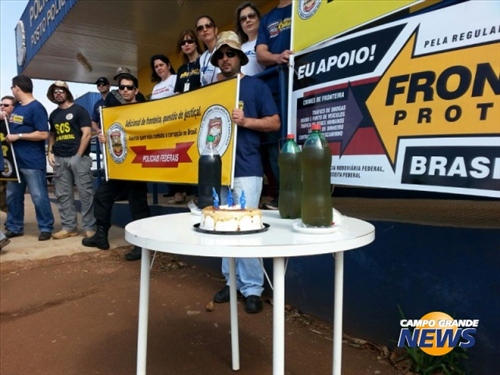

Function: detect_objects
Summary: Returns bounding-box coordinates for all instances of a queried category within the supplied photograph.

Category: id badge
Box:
[184,82,190,92]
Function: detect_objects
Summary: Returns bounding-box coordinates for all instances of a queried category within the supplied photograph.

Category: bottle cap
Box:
[311,124,321,131]
[286,134,295,139]
[206,135,215,142]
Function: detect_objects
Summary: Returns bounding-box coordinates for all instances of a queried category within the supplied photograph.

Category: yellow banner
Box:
[293,0,423,52]
[102,78,238,185]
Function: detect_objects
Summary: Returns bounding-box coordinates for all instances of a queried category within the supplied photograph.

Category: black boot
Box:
[82,225,110,250]
[125,246,141,261]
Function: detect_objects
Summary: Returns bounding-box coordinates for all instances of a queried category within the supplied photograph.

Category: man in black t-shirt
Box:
[82,73,150,261]
[47,81,96,240]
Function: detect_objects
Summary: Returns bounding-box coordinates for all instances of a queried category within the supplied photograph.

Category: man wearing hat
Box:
[47,81,96,240]
[104,67,146,107]
[210,31,280,313]
[91,77,110,133]
[4,75,54,241]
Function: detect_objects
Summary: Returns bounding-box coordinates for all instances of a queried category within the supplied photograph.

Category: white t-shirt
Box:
[150,75,177,100]
[241,39,265,76]
[199,50,220,86]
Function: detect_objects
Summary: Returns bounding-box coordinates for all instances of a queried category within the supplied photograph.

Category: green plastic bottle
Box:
[278,134,301,219]
[300,124,332,227]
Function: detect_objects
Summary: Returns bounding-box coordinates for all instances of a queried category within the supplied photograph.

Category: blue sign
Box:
[16,0,78,73]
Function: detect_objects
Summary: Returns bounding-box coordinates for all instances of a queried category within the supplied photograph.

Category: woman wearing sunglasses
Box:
[149,54,177,100]
[235,2,265,76]
[174,29,203,94]
[169,30,204,204]
[195,15,220,86]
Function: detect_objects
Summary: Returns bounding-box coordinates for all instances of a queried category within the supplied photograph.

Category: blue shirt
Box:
[9,100,49,169]
[91,97,106,125]
[256,4,292,94]
[235,76,279,178]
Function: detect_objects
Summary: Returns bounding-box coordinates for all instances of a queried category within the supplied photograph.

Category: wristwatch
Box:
[18,133,23,139]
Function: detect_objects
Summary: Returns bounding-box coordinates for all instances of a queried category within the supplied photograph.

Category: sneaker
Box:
[52,229,79,240]
[245,295,263,314]
[0,238,10,250]
[83,230,95,238]
[5,230,23,239]
[264,199,279,210]
[38,232,52,241]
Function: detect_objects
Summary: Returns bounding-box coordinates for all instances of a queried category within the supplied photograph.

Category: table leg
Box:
[332,251,344,375]
[136,248,151,375]
[273,257,286,375]
[228,258,240,371]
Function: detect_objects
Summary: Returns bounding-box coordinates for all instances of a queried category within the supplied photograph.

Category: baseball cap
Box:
[95,77,109,85]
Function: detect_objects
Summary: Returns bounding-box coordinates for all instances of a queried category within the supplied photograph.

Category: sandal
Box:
[168,192,186,204]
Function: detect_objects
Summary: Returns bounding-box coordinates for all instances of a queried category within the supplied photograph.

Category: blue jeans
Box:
[220,176,264,297]
[6,168,54,233]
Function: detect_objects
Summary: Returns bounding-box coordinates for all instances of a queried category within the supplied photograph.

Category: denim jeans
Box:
[6,168,54,233]
[220,176,265,297]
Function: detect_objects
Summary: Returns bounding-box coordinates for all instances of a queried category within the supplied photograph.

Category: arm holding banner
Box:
[232,108,279,132]
[6,130,49,143]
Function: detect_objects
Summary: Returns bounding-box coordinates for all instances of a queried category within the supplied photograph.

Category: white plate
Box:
[292,220,339,234]
[291,208,344,234]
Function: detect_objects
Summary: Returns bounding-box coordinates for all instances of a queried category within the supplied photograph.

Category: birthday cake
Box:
[200,205,263,232]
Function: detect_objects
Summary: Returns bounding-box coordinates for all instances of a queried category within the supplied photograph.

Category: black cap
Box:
[95,77,109,85]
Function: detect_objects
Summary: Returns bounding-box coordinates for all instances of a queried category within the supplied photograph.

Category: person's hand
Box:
[276,49,294,65]
[232,108,246,127]
[47,151,56,167]
[5,134,22,143]
[97,131,105,143]
[0,111,6,120]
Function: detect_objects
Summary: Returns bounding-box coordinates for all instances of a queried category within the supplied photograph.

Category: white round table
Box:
[126,210,375,375]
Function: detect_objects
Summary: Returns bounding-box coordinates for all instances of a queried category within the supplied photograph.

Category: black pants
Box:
[94,180,150,228]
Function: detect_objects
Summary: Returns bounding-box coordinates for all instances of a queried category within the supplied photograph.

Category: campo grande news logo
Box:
[398,311,478,356]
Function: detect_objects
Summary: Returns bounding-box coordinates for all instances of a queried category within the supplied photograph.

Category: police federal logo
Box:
[298,0,321,20]
[66,113,74,121]
[107,123,127,164]
[198,105,232,157]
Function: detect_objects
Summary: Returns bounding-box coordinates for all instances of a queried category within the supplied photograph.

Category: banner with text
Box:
[292,0,422,52]
[0,120,21,182]
[102,78,238,185]
[292,1,500,198]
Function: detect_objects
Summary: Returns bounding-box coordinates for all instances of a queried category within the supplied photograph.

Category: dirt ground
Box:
[0,248,403,375]
[0,193,406,375]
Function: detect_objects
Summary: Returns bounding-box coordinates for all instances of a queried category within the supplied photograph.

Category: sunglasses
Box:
[53,89,66,94]
[240,12,257,23]
[180,39,195,46]
[119,85,135,91]
[0,104,11,107]
[196,22,214,32]
[215,49,237,60]
[97,83,108,87]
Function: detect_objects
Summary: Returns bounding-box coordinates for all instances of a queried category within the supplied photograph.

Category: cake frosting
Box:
[200,205,263,232]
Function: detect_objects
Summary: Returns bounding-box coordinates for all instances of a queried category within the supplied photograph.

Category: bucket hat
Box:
[47,81,74,103]
[210,31,249,66]
[113,67,132,80]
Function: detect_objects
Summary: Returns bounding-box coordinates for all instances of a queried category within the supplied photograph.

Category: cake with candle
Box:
[199,189,263,232]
